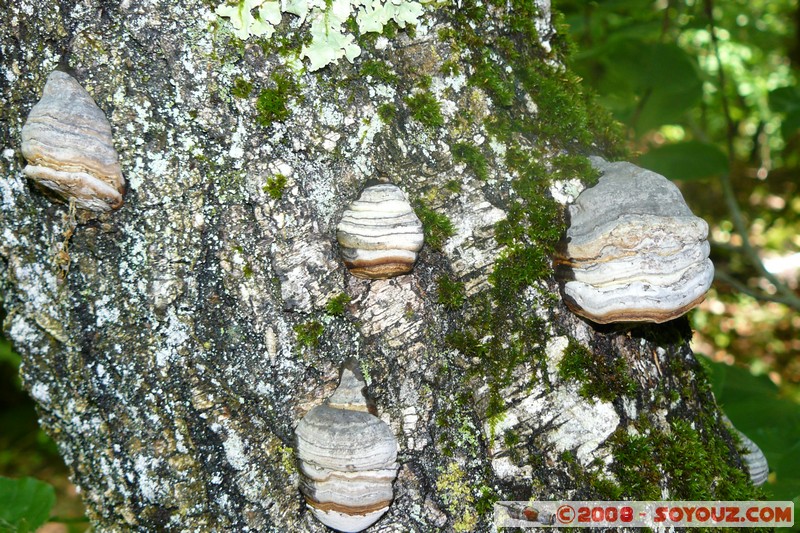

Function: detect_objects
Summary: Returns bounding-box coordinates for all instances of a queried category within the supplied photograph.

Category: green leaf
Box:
[0,337,20,367]
[780,109,800,141]
[587,41,703,133]
[768,85,800,114]
[769,87,800,143]
[0,476,55,533]
[702,357,800,503]
[638,141,728,181]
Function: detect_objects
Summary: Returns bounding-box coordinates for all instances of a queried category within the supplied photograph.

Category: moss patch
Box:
[607,430,662,499]
[436,0,626,423]
[417,74,433,90]
[361,60,399,84]
[437,275,466,310]
[608,416,761,501]
[231,77,253,99]
[325,293,351,316]
[255,72,301,127]
[263,174,287,199]
[451,142,489,181]
[405,92,444,129]
[447,296,549,419]
[377,103,397,123]
[293,321,324,348]
[557,339,637,402]
[413,201,455,251]
[444,179,462,193]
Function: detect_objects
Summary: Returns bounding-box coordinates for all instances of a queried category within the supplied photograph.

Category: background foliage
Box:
[0,330,87,529]
[557,0,800,507]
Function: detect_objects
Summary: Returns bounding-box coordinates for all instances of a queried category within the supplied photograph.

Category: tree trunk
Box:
[0,0,759,530]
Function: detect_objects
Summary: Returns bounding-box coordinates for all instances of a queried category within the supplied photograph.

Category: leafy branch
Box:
[703,0,800,311]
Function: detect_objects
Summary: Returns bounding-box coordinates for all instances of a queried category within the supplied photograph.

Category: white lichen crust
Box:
[555,157,714,323]
[20,71,125,212]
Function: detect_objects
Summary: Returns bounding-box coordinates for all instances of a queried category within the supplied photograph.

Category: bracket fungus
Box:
[20,70,125,212]
[555,157,714,324]
[336,181,424,279]
[295,359,399,532]
[723,415,769,487]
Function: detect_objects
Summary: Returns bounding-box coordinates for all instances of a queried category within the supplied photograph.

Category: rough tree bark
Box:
[0,0,760,530]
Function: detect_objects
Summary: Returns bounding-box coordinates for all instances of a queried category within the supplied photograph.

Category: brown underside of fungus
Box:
[295,359,399,532]
[555,157,714,324]
[20,70,125,212]
[336,181,424,279]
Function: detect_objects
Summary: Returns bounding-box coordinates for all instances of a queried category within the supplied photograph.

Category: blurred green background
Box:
[0,328,88,531]
[2,0,799,528]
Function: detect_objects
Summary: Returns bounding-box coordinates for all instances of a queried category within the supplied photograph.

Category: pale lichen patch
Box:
[222,429,249,471]
[547,390,619,465]
[0,174,26,212]
[215,0,427,71]
[30,382,51,404]
[134,454,166,503]
[95,294,121,328]
[544,335,569,380]
[550,178,586,205]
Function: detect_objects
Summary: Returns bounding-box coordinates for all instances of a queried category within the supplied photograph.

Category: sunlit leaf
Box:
[583,40,703,133]
[0,476,55,533]
[638,141,728,181]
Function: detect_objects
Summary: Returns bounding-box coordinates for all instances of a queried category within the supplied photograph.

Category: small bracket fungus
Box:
[723,415,769,486]
[295,358,399,532]
[555,157,713,324]
[336,181,424,279]
[20,71,125,212]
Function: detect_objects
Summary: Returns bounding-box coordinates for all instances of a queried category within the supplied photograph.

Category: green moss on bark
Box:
[557,339,637,402]
[255,72,301,127]
[325,293,351,316]
[437,275,466,310]
[609,416,761,501]
[405,92,444,129]
[451,142,489,181]
[431,1,747,515]
[361,60,399,84]
[413,201,455,251]
[263,174,287,199]
[294,321,324,348]
[377,103,397,123]
[439,0,623,416]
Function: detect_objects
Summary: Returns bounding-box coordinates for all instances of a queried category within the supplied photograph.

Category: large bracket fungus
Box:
[555,157,714,324]
[20,70,125,212]
[295,359,399,532]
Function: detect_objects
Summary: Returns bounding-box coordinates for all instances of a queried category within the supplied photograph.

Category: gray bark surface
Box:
[0,0,754,531]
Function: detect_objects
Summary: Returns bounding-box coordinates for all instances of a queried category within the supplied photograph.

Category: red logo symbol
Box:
[557,505,575,524]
